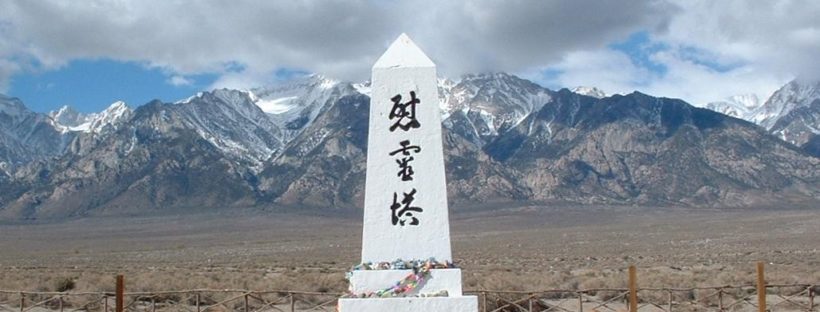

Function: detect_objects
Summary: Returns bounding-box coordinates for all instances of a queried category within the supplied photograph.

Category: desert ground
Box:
[1,204,819,310]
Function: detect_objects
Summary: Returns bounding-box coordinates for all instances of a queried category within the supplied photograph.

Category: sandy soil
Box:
[0,205,818,310]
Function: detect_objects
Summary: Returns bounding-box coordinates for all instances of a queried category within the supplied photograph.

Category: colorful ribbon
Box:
[342,258,456,298]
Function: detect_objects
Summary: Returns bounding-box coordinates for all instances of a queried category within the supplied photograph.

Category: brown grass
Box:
[1,205,818,305]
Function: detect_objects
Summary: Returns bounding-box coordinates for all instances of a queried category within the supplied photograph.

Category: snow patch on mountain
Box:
[700,79,819,147]
[161,75,361,167]
[705,94,762,119]
[437,78,456,117]
[252,95,299,114]
[49,101,132,134]
[571,86,607,99]
[170,89,284,168]
[352,82,371,97]
[50,105,87,129]
[176,92,205,104]
[1,94,77,167]
[751,79,820,130]
[248,74,356,142]
[440,73,552,145]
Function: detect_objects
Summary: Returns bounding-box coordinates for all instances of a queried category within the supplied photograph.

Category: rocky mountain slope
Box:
[0,95,77,170]
[441,73,552,146]
[0,73,817,219]
[245,75,359,142]
[704,80,820,154]
[1,97,263,219]
[486,90,817,206]
[752,79,820,130]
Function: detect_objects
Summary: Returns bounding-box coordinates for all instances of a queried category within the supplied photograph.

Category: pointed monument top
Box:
[373,33,435,69]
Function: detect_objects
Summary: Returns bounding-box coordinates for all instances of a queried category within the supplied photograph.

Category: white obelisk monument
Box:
[337,34,477,311]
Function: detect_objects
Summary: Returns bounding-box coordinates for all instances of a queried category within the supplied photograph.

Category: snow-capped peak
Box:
[446,73,551,116]
[571,86,607,99]
[352,81,371,96]
[90,101,131,131]
[250,74,341,114]
[49,101,132,134]
[440,72,552,145]
[317,74,339,90]
[49,105,91,132]
[176,92,205,104]
[750,79,820,129]
[49,105,82,125]
[248,74,356,141]
[438,77,456,91]
[705,94,761,119]
[726,94,762,109]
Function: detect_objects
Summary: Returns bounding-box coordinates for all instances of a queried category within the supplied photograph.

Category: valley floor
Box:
[1,205,819,294]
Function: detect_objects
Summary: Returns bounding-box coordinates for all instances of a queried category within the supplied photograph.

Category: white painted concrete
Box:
[372,33,435,69]
[338,296,478,312]
[348,268,463,296]
[362,33,452,264]
[341,34,477,312]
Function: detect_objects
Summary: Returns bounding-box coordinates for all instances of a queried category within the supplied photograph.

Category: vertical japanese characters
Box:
[388,91,423,226]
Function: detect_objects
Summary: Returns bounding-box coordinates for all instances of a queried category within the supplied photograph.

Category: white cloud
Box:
[0,0,674,90]
[642,50,788,105]
[536,49,657,95]
[0,60,21,92]
[405,0,675,78]
[0,0,817,105]
[659,0,820,81]
[536,0,819,105]
[167,75,193,87]
[0,1,395,88]
[208,68,280,91]
[538,46,789,106]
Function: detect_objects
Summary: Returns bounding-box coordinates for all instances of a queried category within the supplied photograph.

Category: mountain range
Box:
[705,79,820,153]
[0,73,817,220]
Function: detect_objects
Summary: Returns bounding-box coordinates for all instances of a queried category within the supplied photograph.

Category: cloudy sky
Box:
[1,0,818,113]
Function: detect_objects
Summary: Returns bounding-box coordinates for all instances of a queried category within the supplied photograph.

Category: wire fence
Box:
[469,283,817,312]
[1,263,816,312]
[0,290,342,312]
[0,283,817,312]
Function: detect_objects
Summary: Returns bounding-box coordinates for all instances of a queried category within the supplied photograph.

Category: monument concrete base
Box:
[337,296,478,312]
[347,268,463,296]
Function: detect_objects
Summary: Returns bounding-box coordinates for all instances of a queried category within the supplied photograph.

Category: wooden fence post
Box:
[19,292,24,312]
[718,288,724,311]
[482,291,487,312]
[528,293,533,312]
[809,286,814,310]
[756,262,766,312]
[115,275,124,312]
[578,291,584,312]
[629,265,638,312]
[244,294,249,312]
[289,292,295,312]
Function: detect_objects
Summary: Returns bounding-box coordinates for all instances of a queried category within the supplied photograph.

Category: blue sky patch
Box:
[609,31,669,76]
[8,59,218,113]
